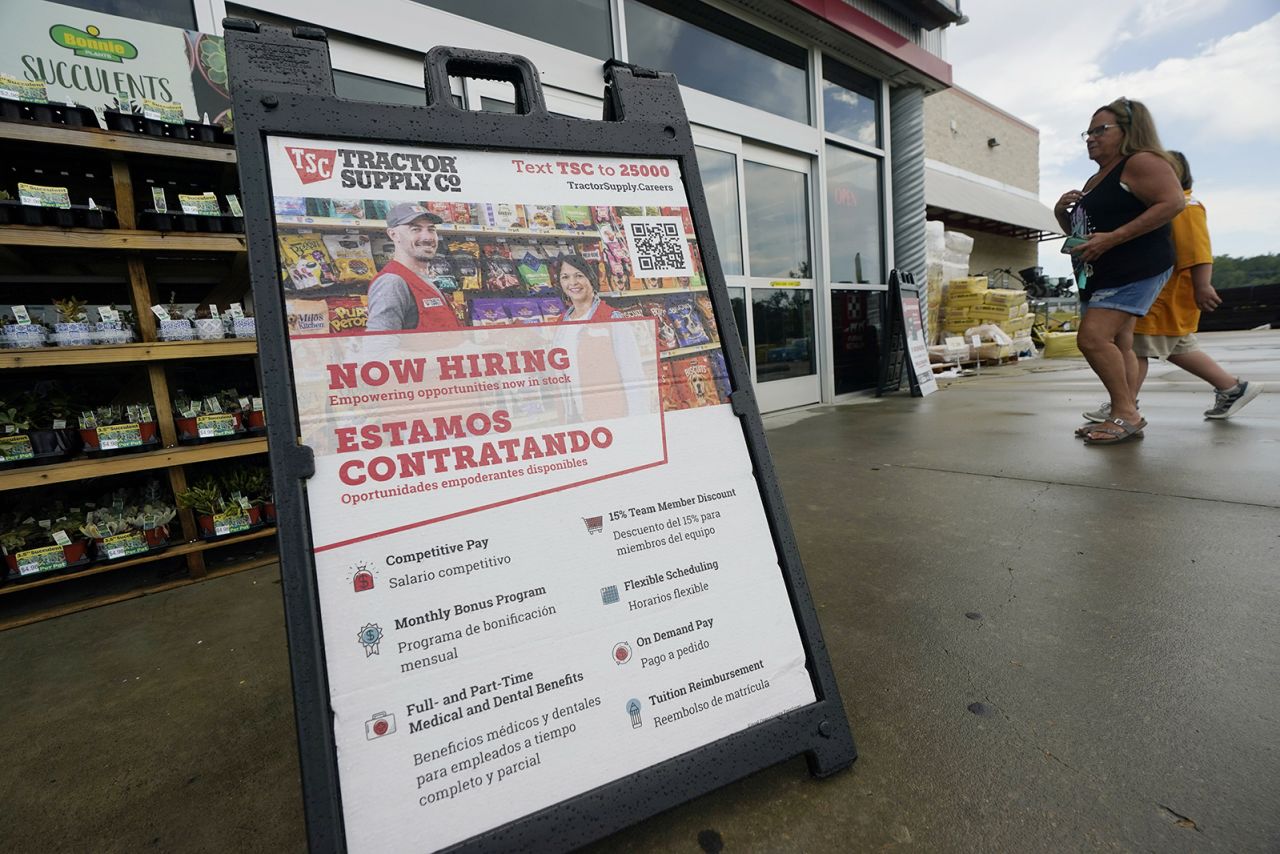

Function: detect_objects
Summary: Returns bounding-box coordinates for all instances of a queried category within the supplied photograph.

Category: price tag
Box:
[0,73,49,103]
[18,183,72,209]
[196,413,236,438]
[12,305,31,325]
[178,192,221,216]
[251,397,263,411]
[151,186,168,214]
[209,304,221,319]
[141,98,184,125]
[103,532,148,559]
[226,194,243,217]
[204,396,222,413]
[16,545,67,576]
[227,303,245,320]
[0,435,35,462]
[97,422,143,450]
[151,304,171,322]
[213,511,251,536]
[238,397,250,410]
[52,530,72,547]
[52,419,66,430]
[237,496,252,510]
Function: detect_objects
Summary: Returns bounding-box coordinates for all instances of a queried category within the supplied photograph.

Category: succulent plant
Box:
[53,296,88,324]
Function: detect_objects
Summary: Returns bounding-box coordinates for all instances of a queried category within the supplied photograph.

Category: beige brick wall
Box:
[924,88,1039,193]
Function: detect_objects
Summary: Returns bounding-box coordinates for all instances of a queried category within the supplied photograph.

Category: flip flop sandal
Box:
[1082,417,1147,445]
[1074,420,1144,438]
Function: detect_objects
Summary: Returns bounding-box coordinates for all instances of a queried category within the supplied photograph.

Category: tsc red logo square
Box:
[285,146,336,184]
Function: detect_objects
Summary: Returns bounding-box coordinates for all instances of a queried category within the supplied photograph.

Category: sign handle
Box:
[423,46,547,115]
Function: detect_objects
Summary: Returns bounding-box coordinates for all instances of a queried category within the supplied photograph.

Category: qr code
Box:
[622,216,694,277]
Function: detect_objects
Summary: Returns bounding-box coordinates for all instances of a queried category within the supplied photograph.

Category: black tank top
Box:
[1074,155,1174,294]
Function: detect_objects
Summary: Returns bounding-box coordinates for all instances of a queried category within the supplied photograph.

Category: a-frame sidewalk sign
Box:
[878,269,936,397]
[225,20,855,853]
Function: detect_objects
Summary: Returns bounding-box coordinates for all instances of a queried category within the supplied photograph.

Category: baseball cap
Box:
[386,203,444,228]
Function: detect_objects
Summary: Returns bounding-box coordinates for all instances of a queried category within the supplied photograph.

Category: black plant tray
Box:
[198,519,267,543]
[82,436,161,457]
[96,541,169,564]
[103,110,232,143]
[139,209,243,233]
[0,201,116,228]
[2,556,93,585]
[0,98,99,128]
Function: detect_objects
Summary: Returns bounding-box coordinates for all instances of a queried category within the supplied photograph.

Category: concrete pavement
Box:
[1,329,1276,852]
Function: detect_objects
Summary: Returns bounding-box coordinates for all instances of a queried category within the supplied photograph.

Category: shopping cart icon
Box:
[582,516,603,534]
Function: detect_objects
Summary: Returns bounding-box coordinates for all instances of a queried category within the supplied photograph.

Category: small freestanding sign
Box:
[878,269,937,398]
[225,22,854,853]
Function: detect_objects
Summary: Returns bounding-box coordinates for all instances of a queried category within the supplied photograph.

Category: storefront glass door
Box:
[742,147,819,411]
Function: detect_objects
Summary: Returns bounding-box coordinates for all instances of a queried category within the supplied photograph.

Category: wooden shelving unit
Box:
[0,122,274,629]
[0,339,257,369]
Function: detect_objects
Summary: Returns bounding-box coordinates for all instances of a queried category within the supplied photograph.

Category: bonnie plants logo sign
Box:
[49,23,138,63]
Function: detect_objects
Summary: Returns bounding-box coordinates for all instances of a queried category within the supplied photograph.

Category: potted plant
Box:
[1,513,90,580]
[157,293,193,341]
[231,309,256,339]
[243,396,266,431]
[0,399,36,466]
[177,478,260,538]
[221,464,274,523]
[79,402,158,453]
[1,312,48,349]
[192,304,225,341]
[51,296,93,346]
[26,386,83,461]
[92,304,131,344]
[81,484,176,558]
[173,389,246,444]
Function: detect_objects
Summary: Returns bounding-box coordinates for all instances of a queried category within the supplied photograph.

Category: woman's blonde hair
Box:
[1096,97,1177,169]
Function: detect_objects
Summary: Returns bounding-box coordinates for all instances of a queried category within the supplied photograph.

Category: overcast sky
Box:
[945,0,1280,278]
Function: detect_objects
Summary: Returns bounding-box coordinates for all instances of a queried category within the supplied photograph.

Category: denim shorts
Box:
[1080,267,1173,317]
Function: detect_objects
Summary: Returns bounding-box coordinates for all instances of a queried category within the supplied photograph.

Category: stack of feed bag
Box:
[940,276,987,338]
[972,288,1034,356]
[925,222,974,344]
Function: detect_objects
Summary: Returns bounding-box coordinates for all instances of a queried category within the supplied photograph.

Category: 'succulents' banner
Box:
[266,136,816,851]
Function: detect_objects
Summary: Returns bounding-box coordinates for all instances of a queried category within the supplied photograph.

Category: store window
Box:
[55,0,195,29]
[744,161,811,279]
[694,147,743,276]
[825,144,883,284]
[414,0,613,58]
[753,289,814,383]
[728,286,748,363]
[624,0,809,124]
[822,58,880,146]
[479,97,517,113]
[335,71,436,107]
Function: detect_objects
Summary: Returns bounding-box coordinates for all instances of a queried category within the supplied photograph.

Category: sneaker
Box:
[1082,400,1138,423]
[1205,380,1263,420]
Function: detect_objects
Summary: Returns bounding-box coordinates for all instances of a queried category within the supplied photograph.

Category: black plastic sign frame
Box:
[878,269,935,397]
[225,21,854,853]
[877,270,908,396]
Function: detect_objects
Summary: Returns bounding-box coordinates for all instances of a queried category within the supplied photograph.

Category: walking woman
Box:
[1055,97,1184,445]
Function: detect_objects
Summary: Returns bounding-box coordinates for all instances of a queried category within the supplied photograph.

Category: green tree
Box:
[1212,253,1280,289]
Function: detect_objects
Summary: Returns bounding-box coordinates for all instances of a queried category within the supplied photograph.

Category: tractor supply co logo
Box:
[50,24,138,63]
[285,146,463,193]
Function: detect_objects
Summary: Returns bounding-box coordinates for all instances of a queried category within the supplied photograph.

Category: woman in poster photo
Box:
[552,254,652,420]
[557,254,618,322]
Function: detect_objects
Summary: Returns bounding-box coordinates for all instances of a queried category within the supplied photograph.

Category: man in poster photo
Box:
[366,203,462,332]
